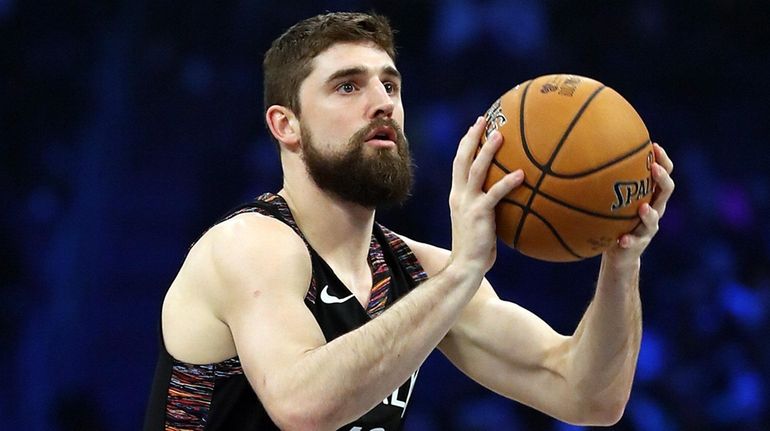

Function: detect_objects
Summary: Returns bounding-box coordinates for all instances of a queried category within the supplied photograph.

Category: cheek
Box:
[394,103,406,129]
[327,122,359,150]
[302,115,356,152]
[298,95,354,147]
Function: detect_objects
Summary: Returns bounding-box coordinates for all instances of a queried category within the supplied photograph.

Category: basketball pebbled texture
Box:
[481,74,654,262]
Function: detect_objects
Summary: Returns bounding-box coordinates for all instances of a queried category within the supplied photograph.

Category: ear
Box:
[265,105,301,151]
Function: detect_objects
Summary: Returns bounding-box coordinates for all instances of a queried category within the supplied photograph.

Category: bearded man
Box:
[144,11,675,431]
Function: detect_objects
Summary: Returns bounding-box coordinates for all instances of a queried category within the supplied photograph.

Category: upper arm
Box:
[206,214,327,411]
[400,235,575,418]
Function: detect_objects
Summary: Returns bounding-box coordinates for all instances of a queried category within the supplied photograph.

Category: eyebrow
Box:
[325,65,402,85]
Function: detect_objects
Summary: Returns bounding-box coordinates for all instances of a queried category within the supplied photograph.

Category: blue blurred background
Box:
[2,0,769,430]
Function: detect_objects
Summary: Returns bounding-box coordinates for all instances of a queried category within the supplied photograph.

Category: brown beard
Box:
[301,117,413,209]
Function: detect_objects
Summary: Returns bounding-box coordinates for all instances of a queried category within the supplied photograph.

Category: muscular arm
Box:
[211,118,523,430]
[214,216,481,430]
[411,244,641,426]
[561,143,674,423]
[413,143,675,426]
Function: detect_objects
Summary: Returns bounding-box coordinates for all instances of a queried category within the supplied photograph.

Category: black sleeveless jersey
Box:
[144,193,429,430]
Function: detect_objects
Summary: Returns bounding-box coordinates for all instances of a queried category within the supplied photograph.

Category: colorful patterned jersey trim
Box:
[366,234,391,317]
[164,357,242,430]
[378,223,429,286]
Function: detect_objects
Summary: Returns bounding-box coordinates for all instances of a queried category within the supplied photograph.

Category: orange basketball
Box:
[481,74,654,262]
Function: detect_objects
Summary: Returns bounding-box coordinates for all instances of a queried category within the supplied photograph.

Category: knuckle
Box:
[452,154,463,167]
[448,193,459,207]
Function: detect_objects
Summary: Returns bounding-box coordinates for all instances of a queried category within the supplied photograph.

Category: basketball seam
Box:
[512,80,535,247]
[548,139,652,178]
[501,197,585,260]
[493,154,642,220]
[514,82,607,249]
[516,181,641,220]
[492,158,510,174]
[533,188,640,220]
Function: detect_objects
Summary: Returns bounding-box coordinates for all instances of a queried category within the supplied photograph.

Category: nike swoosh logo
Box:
[320,285,355,304]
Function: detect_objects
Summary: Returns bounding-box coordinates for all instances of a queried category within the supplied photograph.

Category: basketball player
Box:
[144,12,675,431]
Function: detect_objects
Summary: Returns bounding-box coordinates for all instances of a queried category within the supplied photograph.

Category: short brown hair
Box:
[263,12,397,118]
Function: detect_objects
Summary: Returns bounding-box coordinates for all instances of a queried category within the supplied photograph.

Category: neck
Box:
[278,172,375,277]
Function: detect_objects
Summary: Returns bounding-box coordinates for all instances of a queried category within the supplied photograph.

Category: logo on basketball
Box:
[540,83,558,93]
[559,75,581,96]
[539,75,582,96]
[611,178,652,211]
[483,98,507,139]
[610,151,654,211]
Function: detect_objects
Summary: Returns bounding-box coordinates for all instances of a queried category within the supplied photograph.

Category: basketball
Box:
[481,74,654,262]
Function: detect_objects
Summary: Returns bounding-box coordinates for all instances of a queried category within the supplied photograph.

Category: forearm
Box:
[277,261,483,429]
[565,143,673,421]
[567,254,642,410]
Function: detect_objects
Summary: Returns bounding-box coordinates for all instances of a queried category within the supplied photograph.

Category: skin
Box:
[161,41,675,430]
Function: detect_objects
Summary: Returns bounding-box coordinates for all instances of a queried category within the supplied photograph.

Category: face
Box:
[295,42,412,208]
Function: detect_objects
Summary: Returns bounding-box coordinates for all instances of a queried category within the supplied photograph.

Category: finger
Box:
[618,203,659,249]
[467,131,503,190]
[618,232,640,249]
[639,202,660,233]
[485,169,524,206]
[653,143,673,174]
[651,162,675,216]
[452,116,486,188]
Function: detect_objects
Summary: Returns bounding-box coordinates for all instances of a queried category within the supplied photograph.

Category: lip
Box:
[365,125,397,142]
[365,138,396,149]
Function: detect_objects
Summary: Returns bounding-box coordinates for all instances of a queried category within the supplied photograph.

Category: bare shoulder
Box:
[162,211,312,364]
[182,211,313,312]
[204,212,311,289]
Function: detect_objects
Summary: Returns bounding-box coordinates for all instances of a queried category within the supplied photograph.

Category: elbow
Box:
[266,404,315,431]
[568,394,629,427]
[265,397,337,431]
[586,397,627,426]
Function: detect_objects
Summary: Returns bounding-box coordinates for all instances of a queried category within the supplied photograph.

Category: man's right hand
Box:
[448,116,524,275]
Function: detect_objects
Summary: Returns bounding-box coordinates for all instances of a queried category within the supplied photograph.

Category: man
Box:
[144,12,675,431]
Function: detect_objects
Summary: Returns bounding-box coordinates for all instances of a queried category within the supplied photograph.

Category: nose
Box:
[367,80,395,119]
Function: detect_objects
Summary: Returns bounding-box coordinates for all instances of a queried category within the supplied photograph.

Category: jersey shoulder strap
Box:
[375,223,429,290]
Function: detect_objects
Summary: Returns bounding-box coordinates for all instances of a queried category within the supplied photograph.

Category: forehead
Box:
[307,41,396,80]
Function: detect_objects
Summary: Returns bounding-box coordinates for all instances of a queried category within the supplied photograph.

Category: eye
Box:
[383,81,399,94]
[336,82,357,94]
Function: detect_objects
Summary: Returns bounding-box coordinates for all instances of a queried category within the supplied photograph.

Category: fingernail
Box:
[475,116,484,126]
[512,169,524,181]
